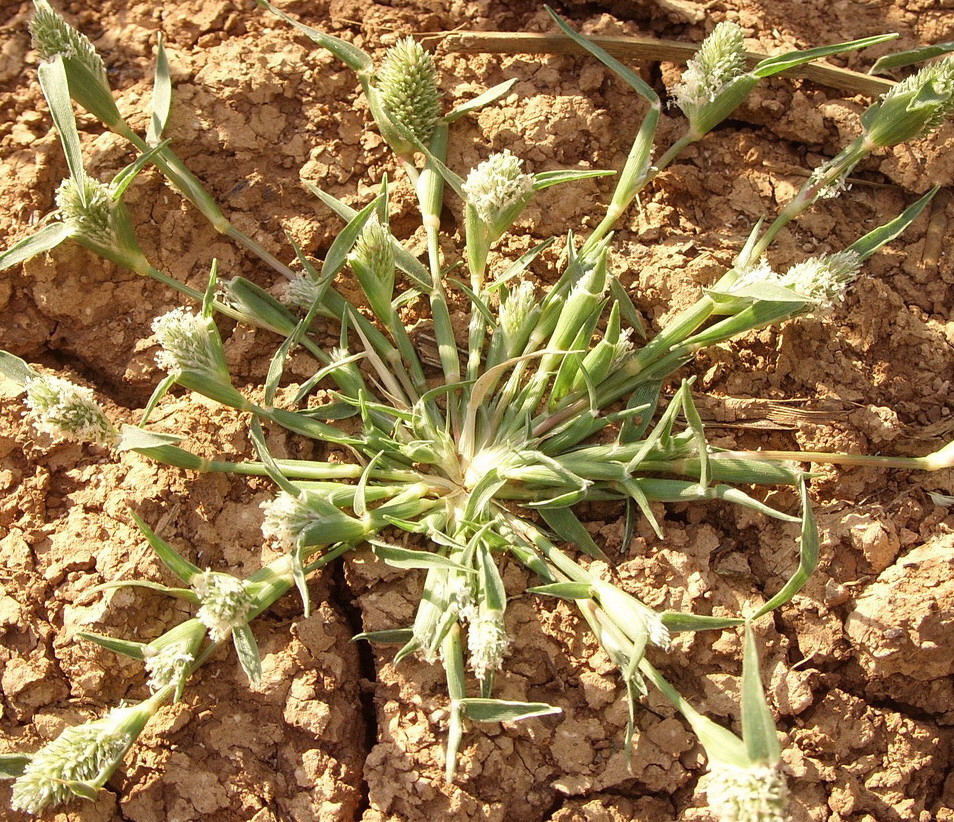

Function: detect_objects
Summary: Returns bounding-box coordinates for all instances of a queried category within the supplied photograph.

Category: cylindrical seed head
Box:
[142,618,206,694]
[672,22,748,111]
[56,176,113,246]
[280,274,324,310]
[467,608,510,682]
[863,56,954,147]
[349,215,395,317]
[261,490,372,549]
[29,0,123,127]
[192,571,254,642]
[463,149,534,230]
[10,701,156,814]
[25,373,119,447]
[376,37,442,145]
[778,250,862,311]
[498,280,537,353]
[30,0,107,81]
[151,308,230,382]
[706,763,788,822]
[672,22,755,136]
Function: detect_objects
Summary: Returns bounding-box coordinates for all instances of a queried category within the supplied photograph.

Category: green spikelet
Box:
[55,176,113,245]
[673,22,747,112]
[376,37,442,144]
[862,56,954,146]
[30,0,106,80]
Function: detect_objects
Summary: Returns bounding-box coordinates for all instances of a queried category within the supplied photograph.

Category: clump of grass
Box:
[2,2,954,817]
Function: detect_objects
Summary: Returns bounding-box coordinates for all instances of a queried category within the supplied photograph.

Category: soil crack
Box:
[330,560,378,817]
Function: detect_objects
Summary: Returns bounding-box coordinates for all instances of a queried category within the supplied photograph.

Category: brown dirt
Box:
[1,0,953,820]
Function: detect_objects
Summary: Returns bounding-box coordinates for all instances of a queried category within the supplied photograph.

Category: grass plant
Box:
[1,2,953,818]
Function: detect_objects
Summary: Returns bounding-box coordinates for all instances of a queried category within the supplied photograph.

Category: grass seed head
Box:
[144,644,194,692]
[350,215,396,315]
[779,250,862,310]
[151,308,228,380]
[376,37,442,145]
[351,216,394,278]
[29,0,123,128]
[30,0,106,80]
[463,149,534,227]
[706,763,789,822]
[192,571,254,642]
[56,176,113,245]
[467,609,510,681]
[261,490,373,548]
[673,22,747,113]
[10,703,151,815]
[25,373,119,447]
[863,56,954,147]
[280,274,323,309]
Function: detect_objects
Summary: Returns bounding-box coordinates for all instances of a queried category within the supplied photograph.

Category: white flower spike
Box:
[10,702,155,815]
[463,150,534,227]
[151,307,227,380]
[25,373,119,447]
[192,570,254,642]
[706,762,789,822]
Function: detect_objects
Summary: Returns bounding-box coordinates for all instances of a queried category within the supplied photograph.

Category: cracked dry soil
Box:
[1,0,953,820]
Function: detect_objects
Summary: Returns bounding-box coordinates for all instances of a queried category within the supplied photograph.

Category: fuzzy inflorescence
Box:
[25,373,118,447]
[733,250,863,311]
[672,21,747,111]
[280,274,323,309]
[143,644,195,692]
[874,56,954,140]
[463,149,534,225]
[55,176,114,245]
[151,308,224,377]
[779,250,862,309]
[30,0,106,77]
[261,490,371,548]
[10,706,139,814]
[466,610,510,681]
[376,37,442,144]
[706,763,789,822]
[192,571,254,642]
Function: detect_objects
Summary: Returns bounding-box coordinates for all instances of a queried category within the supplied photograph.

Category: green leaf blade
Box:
[0,222,72,272]
[458,698,562,723]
